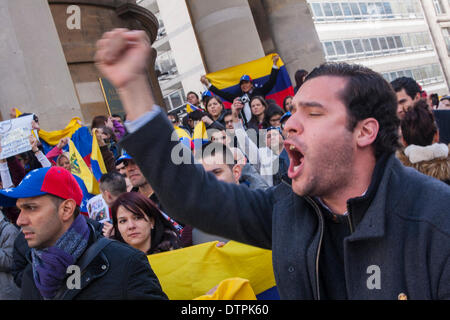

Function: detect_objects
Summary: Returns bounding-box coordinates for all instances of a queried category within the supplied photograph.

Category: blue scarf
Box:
[31,214,90,299]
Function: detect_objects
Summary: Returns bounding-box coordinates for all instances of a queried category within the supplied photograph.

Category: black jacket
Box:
[209,66,280,103]
[121,112,450,300]
[19,220,168,300]
[209,67,280,127]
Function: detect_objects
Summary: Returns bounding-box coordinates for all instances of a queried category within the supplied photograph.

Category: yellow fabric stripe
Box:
[147,241,275,300]
[206,53,283,90]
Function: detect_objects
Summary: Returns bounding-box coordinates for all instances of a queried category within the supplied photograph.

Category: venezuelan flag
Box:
[12,109,91,164]
[90,128,107,181]
[68,139,100,195]
[38,121,93,167]
[147,241,279,300]
[206,53,294,109]
[192,121,208,150]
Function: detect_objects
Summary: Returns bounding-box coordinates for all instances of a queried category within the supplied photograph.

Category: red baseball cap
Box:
[0,166,83,207]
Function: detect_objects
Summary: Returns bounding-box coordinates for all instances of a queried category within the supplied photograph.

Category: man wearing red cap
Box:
[0,166,167,300]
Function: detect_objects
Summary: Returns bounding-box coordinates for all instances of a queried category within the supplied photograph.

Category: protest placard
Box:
[0,115,33,159]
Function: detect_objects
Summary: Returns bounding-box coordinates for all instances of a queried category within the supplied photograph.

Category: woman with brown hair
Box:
[397,99,450,185]
[110,192,181,254]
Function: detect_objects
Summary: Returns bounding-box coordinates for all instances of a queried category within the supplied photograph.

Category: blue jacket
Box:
[121,112,450,300]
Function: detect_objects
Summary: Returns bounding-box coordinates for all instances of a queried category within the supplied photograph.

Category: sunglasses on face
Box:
[122,159,135,168]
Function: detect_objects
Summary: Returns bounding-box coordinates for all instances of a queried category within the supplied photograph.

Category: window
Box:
[334,41,346,55]
[324,42,336,56]
[362,39,373,52]
[331,3,343,16]
[344,40,355,54]
[311,3,324,17]
[359,2,368,15]
[383,2,393,15]
[164,88,186,110]
[341,3,352,17]
[311,1,422,22]
[323,3,333,16]
[415,33,425,46]
[350,3,361,15]
[433,0,445,14]
[386,36,396,49]
[370,38,381,51]
[401,34,412,48]
[405,70,413,78]
[394,36,403,48]
[379,37,389,50]
[432,64,442,77]
[443,28,450,52]
[375,2,386,15]
[352,39,364,53]
[321,32,434,61]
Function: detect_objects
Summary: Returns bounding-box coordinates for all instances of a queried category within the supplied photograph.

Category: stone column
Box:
[0,0,82,129]
[186,0,265,73]
[420,0,450,87]
[258,0,325,84]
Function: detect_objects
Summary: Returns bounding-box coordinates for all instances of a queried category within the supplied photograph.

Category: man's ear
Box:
[232,164,243,184]
[414,92,421,102]
[59,199,77,223]
[355,118,379,148]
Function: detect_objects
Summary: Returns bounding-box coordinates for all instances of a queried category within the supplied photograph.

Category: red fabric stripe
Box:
[266,87,295,109]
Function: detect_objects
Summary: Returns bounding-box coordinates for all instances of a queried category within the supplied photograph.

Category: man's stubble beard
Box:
[295,135,355,199]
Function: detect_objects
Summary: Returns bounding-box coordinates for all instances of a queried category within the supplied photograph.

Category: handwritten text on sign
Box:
[0,115,33,159]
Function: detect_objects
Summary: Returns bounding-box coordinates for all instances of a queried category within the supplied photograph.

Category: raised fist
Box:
[95,28,151,89]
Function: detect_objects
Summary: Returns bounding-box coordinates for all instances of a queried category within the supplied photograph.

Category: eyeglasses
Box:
[122,159,135,168]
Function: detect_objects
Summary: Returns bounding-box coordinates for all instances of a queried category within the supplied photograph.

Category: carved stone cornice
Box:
[48,0,158,43]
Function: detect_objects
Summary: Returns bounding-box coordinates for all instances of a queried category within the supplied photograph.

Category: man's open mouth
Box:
[285,142,305,179]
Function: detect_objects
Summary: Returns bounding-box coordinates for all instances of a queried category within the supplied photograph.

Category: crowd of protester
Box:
[0,28,449,300]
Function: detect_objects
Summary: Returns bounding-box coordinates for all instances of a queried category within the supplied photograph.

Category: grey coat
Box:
[121,112,450,300]
[0,211,20,299]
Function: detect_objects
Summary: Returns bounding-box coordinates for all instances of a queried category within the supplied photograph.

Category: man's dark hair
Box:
[430,93,439,107]
[401,100,438,146]
[91,115,108,129]
[295,69,309,88]
[305,62,400,158]
[199,141,235,169]
[18,113,39,123]
[189,109,206,121]
[265,104,284,123]
[223,109,232,118]
[99,172,127,196]
[187,91,199,100]
[168,111,179,122]
[111,114,123,121]
[48,194,80,218]
[390,77,421,100]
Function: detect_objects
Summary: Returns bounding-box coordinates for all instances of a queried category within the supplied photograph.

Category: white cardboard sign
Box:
[0,115,33,159]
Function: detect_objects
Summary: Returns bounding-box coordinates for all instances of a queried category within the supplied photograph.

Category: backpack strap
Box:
[53,237,112,300]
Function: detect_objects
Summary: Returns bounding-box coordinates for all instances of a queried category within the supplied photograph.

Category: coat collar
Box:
[346,154,401,242]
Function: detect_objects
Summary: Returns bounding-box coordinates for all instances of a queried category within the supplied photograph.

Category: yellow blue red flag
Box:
[91,128,107,181]
[147,241,279,300]
[192,121,208,150]
[174,125,192,149]
[69,139,100,195]
[206,53,294,109]
[186,103,200,113]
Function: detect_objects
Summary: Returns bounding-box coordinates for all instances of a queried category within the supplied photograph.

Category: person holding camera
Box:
[200,55,280,128]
